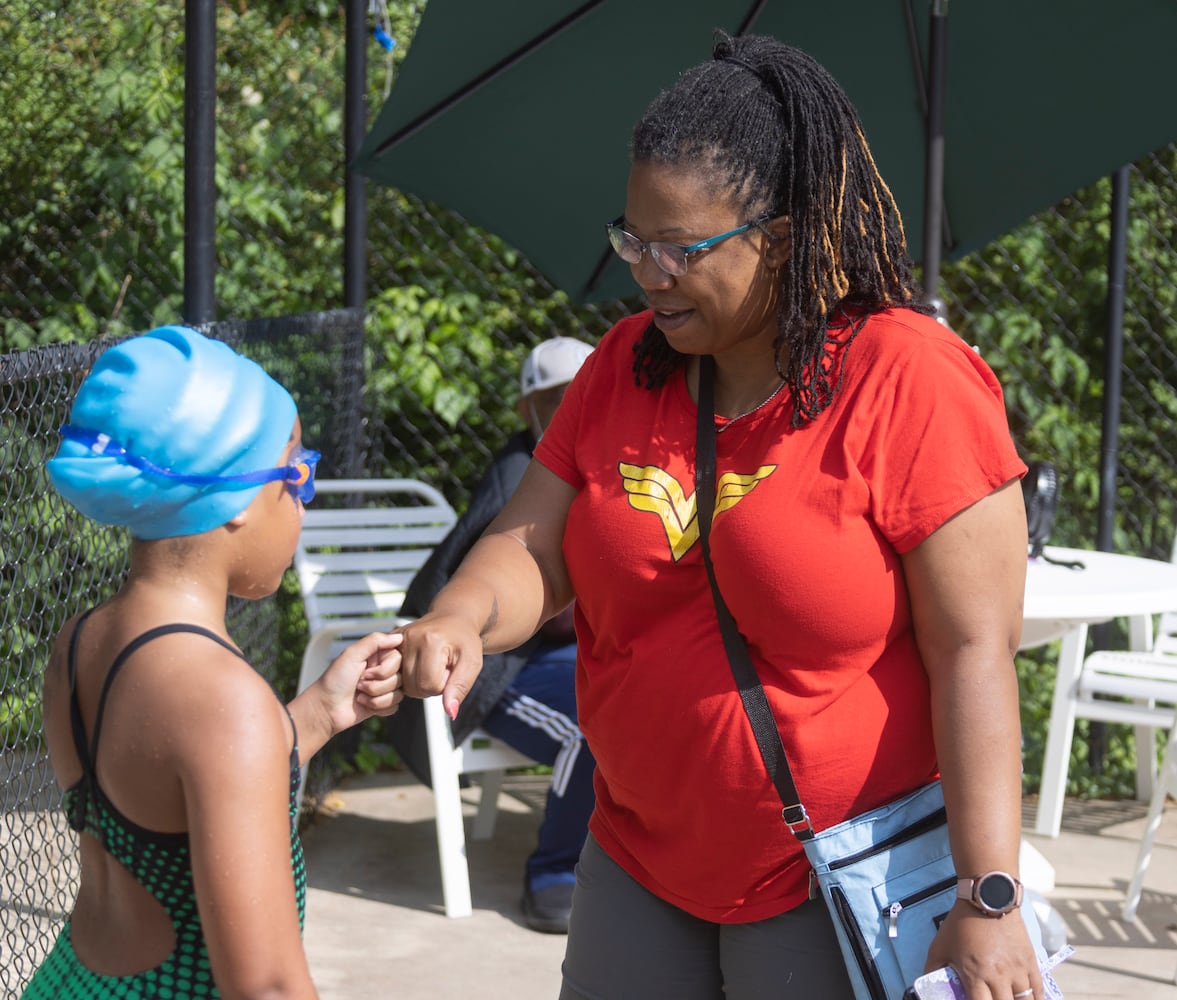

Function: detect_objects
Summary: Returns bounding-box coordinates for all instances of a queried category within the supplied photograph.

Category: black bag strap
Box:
[695,355,813,840]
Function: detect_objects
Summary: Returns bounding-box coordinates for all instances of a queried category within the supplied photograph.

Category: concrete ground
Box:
[301,769,1177,1000]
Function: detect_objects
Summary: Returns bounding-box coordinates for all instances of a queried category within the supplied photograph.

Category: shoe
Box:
[521,881,573,934]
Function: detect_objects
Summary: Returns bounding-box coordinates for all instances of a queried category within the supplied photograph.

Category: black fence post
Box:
[183,0,217,325]
[341,0,369,479]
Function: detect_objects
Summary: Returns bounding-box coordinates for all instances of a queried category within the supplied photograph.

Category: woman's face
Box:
[622,160,787,360]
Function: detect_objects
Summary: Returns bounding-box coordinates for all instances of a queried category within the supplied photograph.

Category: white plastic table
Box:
[1021,546,1177,837]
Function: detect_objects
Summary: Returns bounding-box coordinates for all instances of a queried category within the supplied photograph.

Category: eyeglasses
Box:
[605,216,767,276]
[59,425,321,504]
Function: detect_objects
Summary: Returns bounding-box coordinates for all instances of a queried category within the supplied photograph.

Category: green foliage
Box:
[1,2,185,346]
[0,685,41,750]
[947,159,1177,799]
[943,153,1177,561]
[350,717,402,775]
[4,1,1176,805]
[369,285,511,429]
[0,418,128,755]
[273,568,310,702]
[0,1,426,349]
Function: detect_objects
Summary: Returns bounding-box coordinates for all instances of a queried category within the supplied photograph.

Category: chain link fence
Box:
[944,151,1177,560]
[2,2,1176,996]
[0,311,369,992]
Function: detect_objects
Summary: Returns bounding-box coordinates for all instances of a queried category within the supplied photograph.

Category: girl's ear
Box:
[763,216,792,268]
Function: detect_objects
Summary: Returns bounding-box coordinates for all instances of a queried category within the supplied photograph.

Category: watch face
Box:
[977,873,1017,910]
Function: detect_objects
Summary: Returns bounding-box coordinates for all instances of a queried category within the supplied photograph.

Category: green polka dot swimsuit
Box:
[21,615,307,999]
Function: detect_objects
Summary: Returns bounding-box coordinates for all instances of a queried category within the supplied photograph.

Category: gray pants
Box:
[559,835,856,1000]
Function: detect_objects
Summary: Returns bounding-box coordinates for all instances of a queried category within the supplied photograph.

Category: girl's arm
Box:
[175,650,320,999]
[287,630,404,766]
[902,478,1043,1000]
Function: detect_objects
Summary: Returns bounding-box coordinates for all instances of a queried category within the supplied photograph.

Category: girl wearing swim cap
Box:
[23,326,404,1000]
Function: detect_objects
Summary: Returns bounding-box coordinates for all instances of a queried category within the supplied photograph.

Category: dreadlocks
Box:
[629,32,930,426]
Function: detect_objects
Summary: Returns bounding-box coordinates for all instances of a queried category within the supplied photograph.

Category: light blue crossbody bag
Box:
[694,357,1042,1000]
[801,781,1039,999]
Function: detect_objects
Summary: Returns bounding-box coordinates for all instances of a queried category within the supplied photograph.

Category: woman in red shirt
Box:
[398,32,1041,1000]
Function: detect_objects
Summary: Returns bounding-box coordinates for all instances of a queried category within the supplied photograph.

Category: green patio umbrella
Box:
[355,0,1177,304]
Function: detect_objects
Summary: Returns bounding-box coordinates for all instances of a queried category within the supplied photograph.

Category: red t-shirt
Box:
[534,307,1026,923]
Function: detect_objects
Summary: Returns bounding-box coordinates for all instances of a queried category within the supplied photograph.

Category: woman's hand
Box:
[396,610,486,720]
[397,461,579,719]
[925,903,1043,1000]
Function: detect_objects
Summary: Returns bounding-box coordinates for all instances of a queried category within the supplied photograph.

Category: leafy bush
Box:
[5,1,1176,802]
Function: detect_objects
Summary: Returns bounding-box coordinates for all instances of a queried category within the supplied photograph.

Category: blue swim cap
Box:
[47,325,298,539]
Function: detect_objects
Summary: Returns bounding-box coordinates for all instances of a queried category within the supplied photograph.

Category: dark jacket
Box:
[386,430,542,786]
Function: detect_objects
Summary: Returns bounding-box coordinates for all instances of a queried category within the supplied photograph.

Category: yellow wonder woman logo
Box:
[619,462,777,561]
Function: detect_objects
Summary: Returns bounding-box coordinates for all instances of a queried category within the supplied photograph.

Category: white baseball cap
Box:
[520,337,593,397]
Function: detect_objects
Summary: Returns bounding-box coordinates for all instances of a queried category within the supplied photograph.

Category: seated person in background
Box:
[387,336,596,934]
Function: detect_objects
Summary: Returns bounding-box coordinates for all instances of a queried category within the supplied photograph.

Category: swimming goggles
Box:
[58,425,320,503]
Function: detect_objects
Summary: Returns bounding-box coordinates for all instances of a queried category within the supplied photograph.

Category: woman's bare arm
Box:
[397,460,577,717]
[903,479,1042,999]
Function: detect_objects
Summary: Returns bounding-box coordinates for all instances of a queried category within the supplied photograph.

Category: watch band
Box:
[957,871,1023,916]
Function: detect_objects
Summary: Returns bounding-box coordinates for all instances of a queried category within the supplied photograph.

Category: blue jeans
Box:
[481,642,595,891]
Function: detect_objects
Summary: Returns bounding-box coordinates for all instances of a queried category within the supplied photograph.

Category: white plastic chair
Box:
[1035,545,1177,839]
[1121,710,1177,925]
[292,478,534,918]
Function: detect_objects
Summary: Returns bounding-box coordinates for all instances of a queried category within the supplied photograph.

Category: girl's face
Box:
[228,417,308,600]
[622,160,789,362]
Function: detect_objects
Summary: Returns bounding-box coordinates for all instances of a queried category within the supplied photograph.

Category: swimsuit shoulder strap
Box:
[86,623,247,765]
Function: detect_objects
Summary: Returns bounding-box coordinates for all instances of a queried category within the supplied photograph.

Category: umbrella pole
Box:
[1088,164,1131,775]
[920,0,948,317]
[1097,164,1130,556]
[736,0,768,35]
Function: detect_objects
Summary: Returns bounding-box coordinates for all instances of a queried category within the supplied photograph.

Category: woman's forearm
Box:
[398,460,577,712]
[428,460,576,652]
[930,648,1025,875]
[429,530,568,653]
[903,481,1029,876]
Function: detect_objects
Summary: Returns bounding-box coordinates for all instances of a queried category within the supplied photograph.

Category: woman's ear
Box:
[763,216,792,268]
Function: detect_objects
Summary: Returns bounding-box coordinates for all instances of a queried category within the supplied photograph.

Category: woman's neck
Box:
[690,350,786,420]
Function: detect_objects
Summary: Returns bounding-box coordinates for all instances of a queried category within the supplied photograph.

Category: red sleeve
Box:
[534,312,649,490]
[848,319,1027,552]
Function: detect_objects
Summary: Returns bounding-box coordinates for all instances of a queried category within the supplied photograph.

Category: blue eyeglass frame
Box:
[605,216,766,275]
[58,425,321,504]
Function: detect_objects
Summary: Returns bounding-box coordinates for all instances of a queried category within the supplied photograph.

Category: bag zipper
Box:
[831,885,889,1000]
[883,875,956,937]
[825,807,947,871]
